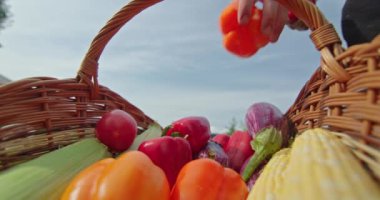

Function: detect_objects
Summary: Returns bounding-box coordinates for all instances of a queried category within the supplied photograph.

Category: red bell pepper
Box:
[164,116,211,155]
[225,130,254,172]
[138,136,192,188]
[170,158,248,200]
[211,134,230,150]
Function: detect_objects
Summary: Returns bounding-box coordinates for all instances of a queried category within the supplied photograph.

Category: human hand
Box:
[235,0,288,43]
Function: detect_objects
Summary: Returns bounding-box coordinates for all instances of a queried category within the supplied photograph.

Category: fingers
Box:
[237,0,255,24]
[261,0,288,42]
[235,0,288,43]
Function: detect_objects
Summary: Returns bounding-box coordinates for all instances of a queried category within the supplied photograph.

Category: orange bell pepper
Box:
[220,2,269,58]
[170,158,248,200]
[62,151,170,200]
[61,158,115,200]
[94,151,170,200]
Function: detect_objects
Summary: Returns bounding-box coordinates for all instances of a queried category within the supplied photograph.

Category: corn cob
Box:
[0,138,111,200]
[280,128,380,200]
[247,148,290,200]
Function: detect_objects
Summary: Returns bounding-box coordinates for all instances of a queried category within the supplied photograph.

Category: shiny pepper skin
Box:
[225,130,254,172]
[61,151,170,200]
[138,136,192,188]
[170,158,249,200]
[165,116,211,155]
[61,158,115,200]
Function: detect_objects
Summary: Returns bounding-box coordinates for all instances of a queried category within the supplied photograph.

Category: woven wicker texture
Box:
[0,0,379,171]
[0,0,162,170]
[277,0,380,148]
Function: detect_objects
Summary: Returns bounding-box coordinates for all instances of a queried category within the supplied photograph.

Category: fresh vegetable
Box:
[247,148,290,199]
[170,158,248,200]
[165,116,211,154]
[138,136,192,188]
[94,151,170,200]
[279,129,380,200]
[0,139,111,200]
[198,141,229,167]
[128,122,163,150]
[61,158,115,200]
[211,134,230,150]
[220,1,269,57]
[225,130,254,172]
[241,127,282,181]
[240,156,267,190]
[96,109,137,152]
[245,102,283,137]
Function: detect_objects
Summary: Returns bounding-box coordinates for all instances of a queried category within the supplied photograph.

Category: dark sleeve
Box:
[341,0,380,46]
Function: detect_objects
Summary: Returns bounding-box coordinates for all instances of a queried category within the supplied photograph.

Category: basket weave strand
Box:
[270,0,380,148]
[78,0,163,99]
[1,0,379,172]
[286,35,380,147]
[0,0,163,170]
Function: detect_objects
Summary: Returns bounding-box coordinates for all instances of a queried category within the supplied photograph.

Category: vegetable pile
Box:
[60,102,286,199]
[62,101,380,199]
[1,101,379,200]
[69,101,282,197]
[1,0,379,198]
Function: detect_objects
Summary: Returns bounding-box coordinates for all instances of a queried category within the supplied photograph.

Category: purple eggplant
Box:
[245,102,283,137]
[197,141,229,167]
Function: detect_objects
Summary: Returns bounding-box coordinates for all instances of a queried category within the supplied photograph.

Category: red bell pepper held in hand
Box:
[170,158,248,200]
[220,2,269,57]
[138,136,192,188]
[61,158,115,200]
[225,130,254,172]
[165,116,211,155]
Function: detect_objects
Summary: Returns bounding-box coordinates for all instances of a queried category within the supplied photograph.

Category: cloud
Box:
[1,0,347,131]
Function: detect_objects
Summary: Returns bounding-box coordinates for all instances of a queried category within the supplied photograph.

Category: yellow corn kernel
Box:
[247,148,290,200]
[280,128,380,200]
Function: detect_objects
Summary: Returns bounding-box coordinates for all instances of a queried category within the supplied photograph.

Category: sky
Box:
[0,0,346,133]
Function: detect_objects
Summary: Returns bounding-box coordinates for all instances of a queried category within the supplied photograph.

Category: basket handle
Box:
[277,0,351,82]
[77,0,162,98]
[77,0,350,98]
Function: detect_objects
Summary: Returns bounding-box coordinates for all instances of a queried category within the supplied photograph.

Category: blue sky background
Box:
[1,0,346,132]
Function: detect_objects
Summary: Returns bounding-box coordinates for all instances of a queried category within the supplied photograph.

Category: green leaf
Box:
[128,122,163,151]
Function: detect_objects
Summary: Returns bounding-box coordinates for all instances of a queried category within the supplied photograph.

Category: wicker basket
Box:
[0,0,161,170]
[276,0,380,180]
[1,0,379,176]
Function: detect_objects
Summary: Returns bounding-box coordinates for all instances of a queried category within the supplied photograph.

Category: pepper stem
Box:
[161,125,172,136]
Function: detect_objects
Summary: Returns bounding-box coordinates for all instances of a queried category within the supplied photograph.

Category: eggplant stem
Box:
[242,150,267,182]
